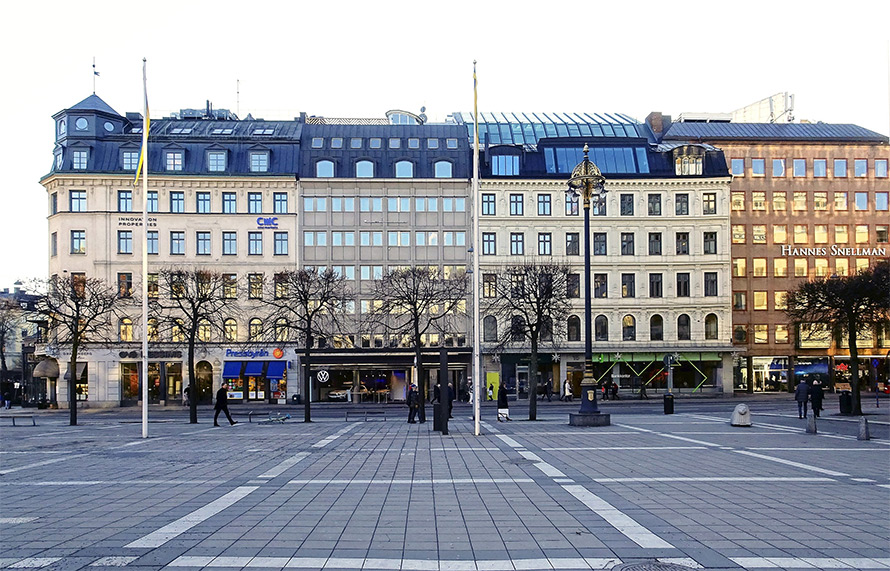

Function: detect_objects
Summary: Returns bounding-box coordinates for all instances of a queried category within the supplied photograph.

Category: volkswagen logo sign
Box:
[316,370,330,384]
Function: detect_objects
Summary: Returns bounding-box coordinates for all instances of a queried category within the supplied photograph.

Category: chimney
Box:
[646,112,664,134]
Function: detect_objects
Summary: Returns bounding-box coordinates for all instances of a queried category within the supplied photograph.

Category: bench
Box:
[0,415,36,426]
[345,409,387,422]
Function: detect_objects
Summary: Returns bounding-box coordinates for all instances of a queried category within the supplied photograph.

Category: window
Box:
[876,192,888,211]
[876,159,888,178]
[566,193,580,216]
[647,194,661,216]
[704,272,718,297]
[566,315,581,342]
[731,193,745,211]
[794,224,808,244]
[567,274,580,298]
[648,232,662,255]
[794,258,808,277]
[193,191,210,213]
[593,274,608,298]
[144,190,158,213]
[814,192,828,211]
[622,315,636,341]
[537,233,552,255]
[621,274,635,298]
[855,225,869,243]
[702,193,717,214]
[793,158,806,177]
[752,158,765,176]
[247,274,263,299]
[249,319,263,341]
[483,316,498,342]
[732,225,746,244]
[855,192,868,211]
[773,192,786,211]
[269,232,287,255]
[646,273,662,298]
[553,232,576,258]
[395,161,414,178]
[595,315,609,341]
[752,225,766,244]
[217,192,235,214]
[731,158,745,176]
[119,318,134,342]
[250,151,269,173]
[481,194,496,215]
[389,231,412,247]
[482,274,497,298]
[168,191,184,213]
[675,194,689,215]
[753,258,767,277]
[836,258,850,276]
[388,138,400,149]
[750,192,766,211]
[835,192,848,211]
[196,231,210,255]
[854,159,867,177]
[434,161,453,178]
[166,151,183,171]
[72,150,88,170]
[732,258,746,277]
[793,192,807,211]
[248,192,262,213]
[775,324,789,344]
[813,159,827,178]
[754,291,768,310]
[50,192,58,215]
[814,225,829,244]
[676,273,690,297]
[117,230,132,254]
[619,232,634,255]
[492,155,519,175]
[510,233,524,255]
[703,232,717,254]
[331,231,355,247]
[218,231,237,256]
[733,292,746,310]
[167,231,184,255]
[537,194,551,216]
[773,225,787,244]
[356,160,374,177]
[754,324,768,344]
[734,325,748,343]
[593,233,607,256]
[123,151,139,170]
[114,190,132,213]
[675,232,689,255]
[815,258,830,277]
[705,314,718,340]
[877,225,889,243]
[443,231,464,246]
[70,190,86,212]
[332,197,355,212]
[208,151,226,172]
[316,160,334,177]
[650,315,664,341]
[774,258,788,277]
[834,158,847,177]
[146,230,159,255]
[330,138,343,149]
[310,137,324,149]
[677,314,691,340]
[509,194,524,215]
[446,138,458,149]
[620,194,634,216]
[248,232,262,255]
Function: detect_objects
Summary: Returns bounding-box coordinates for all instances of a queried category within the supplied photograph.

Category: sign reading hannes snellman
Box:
[780,245,887,257]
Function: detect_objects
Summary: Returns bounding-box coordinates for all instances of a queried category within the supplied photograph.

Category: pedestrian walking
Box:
[639,382,649,399]
[407,384,419,423]
[611,381,620,400]
[809,380,824,418]
[3,392,10,409]
[545,378,553,402]
[794,379,810,419]
[183,385,191,407]
[487,384,494,401]
[601,382,609,401]
[563,379,573,402]
[432,383,440,404]
[497,384,511,421]
[447,382,455,419]
[468,382,474,405]
[214,382,237,426]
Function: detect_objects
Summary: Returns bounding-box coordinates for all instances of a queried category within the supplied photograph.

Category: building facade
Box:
[656,116,890,392]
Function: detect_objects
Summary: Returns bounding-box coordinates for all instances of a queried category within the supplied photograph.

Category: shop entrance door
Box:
[193,361,212,404]
[147,362,162,404]
[516,366,529,400]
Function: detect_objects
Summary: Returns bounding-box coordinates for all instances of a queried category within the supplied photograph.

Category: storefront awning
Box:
[33,358,60,378]
[265,361,286,379]
[222,361,243,378]
[244,361,264,377]
[63,362,87,381]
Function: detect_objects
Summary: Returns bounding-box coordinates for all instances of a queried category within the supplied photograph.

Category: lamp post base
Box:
[569,412,611,426]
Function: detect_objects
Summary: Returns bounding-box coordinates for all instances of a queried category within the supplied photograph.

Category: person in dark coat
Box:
[497,384,510,421]
[447,382,455,418]
[809,380,824,418]
[611,381,620,400]
[794,379,810,419]
[601,382,609,401]
[432,383,441,403]
[407,384,419,423]
[214,382,237,426]
[544,378,553,402]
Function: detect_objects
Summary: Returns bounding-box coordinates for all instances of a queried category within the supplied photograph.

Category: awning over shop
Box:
[265,361,286,379]
[63,362,87,381]
[33,358,60,378]
[222,361,243,378]
[244,361,264,377]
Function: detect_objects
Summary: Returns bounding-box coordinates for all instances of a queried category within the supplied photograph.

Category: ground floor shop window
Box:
[733,357,788,392]
[120,361,184,405]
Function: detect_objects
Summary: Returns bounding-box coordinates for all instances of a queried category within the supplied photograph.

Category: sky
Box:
[1,0,888,291]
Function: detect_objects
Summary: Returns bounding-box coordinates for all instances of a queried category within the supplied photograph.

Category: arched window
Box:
[356,160,374,178]
[434,161,453,178]
[249,318,263,341]
[705,313,719,340]
[650,314,663,341]
[510,315,525,341]
[395,160,414,178]
[172,319,185,342]
[147,318,159,342]
[567,315,581,341]
[275,318,289,342]
[677,314,691,340]
[483,315,497,342]
[119,318,133,341]
[622,315,636,341]
[224,318,238,342]
[197,319,211,342]
[595,315,609,341]
[316,160,334,178]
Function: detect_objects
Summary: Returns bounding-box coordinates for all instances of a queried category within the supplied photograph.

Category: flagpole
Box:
[472,61,481,436]
[141,58,150,439]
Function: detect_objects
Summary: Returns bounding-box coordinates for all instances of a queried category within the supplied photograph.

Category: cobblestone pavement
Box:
[1,397,888,571]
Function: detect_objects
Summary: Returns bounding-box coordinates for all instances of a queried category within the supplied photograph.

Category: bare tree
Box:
[0,298,22,391]
[150,268,242,423]
[263,269,353,422]
[32,274,123,425]
[369,266,468,423]
[785,261,890,415]
[481,260,573,420]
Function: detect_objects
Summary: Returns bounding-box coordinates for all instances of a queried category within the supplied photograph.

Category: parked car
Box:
[327,386,370,402]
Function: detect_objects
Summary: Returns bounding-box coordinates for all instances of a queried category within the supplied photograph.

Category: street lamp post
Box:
[567,144,611,426]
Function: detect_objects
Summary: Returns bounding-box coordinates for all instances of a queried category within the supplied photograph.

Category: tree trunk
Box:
[69,348,78,426]
[188,335,198,423]
[303,347,312,422]
[528,337,538,421]
[416,346,426,423]
[847,312,862,415]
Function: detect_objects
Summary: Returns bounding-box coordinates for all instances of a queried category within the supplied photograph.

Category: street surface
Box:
[1,394,888,571]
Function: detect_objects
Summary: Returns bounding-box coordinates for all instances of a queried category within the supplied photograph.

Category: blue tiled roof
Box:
[452,112,645,146]
[663,122,888,143]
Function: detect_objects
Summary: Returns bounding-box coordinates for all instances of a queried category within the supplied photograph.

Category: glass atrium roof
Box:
[452,112,644,146]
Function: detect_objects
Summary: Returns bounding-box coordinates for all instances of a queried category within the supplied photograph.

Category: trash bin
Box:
[291,394,301,405]
[839,391,852,414]
[663,393,674,415]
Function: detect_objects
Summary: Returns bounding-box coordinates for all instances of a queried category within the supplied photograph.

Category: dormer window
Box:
[72,149,88,170]
[58,119,67,137]
[250,151,269,173]
[170,127,193,134]
[672,145,705,176]
[253,128,274,135]
[207,150,227,172]
[166,150,184,171]
[75,117,88,131]
[210,127,234,135]
[122,151,139,170]
[55,152,63,170]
